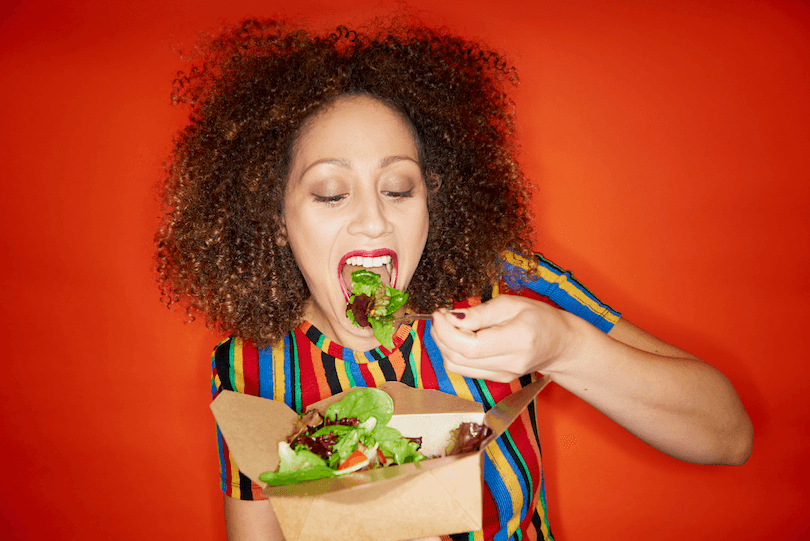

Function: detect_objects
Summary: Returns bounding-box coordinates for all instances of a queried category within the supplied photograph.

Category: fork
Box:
[392,313,433,325]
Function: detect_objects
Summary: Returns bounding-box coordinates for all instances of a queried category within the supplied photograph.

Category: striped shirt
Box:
[212,253,620,541]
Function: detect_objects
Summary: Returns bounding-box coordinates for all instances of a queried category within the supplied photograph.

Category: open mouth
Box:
[339,249,398,301]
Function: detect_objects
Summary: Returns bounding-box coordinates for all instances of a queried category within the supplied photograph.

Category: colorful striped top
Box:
[212,253,620,541]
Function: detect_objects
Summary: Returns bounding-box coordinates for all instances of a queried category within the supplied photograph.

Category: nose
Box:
[346,191,393,238]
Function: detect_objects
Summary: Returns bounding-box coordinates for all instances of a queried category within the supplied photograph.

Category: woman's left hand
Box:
[429,295,577,382]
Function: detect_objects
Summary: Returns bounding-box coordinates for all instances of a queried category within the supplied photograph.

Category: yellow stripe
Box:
[446,371,476,402]
[485,443,524,537]
[228,451,242,499]
[365,357,387,386]
[536,497,551,540]
[502,250,534,271]
[336,360,352,390]
[232,338,245,393]
[272,339,286,400]
[410,323,423,388]
[352,350,368,365]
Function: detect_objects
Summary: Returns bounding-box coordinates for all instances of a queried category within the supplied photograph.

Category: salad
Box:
[346,269,409,349]
[259,388,425,486]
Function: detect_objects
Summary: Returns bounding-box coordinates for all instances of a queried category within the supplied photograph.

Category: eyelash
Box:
[384,189,413,199]
[313,194,346,205]
[312,189,413,205]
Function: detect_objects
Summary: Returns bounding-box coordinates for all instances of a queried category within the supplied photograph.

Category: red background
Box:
[1,0,808,539]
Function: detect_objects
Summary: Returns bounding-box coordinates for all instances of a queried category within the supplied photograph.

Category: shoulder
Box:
[211,336,265,396]
[498,251,621,333]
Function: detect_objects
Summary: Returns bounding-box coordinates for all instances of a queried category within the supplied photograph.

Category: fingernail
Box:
[450,311,466,319]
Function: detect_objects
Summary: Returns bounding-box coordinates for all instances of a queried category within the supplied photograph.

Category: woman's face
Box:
[283,95,429,350]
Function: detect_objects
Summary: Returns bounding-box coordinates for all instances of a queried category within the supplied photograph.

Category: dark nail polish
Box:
[450,311,465,319]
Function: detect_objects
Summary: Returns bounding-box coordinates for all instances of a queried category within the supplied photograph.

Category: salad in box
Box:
[211,378,549,541]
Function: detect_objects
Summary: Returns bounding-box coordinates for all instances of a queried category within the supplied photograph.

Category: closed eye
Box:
[384,189,413,198]
[313,193,347,206]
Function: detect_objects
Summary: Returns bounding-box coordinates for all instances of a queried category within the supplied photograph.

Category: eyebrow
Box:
[300,155,419,176]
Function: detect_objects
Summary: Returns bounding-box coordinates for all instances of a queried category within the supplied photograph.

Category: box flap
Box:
[210,391,299,482]
[483,375,551,445]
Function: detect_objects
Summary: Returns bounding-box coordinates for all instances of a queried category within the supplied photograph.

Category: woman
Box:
[156,19,752,541]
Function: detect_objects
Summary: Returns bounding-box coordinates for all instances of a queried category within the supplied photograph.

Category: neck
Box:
[302,299,384,351]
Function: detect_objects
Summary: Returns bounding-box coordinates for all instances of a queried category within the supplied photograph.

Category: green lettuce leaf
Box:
[258,441,337,486]
[384,285,409,315]
[346,269,409,349]
[349,269,384,297]
[324,387,394,426]
[259,388,427,487]
[369,318,396,350]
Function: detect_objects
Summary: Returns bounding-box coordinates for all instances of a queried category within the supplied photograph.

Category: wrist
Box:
[542,310,595,379]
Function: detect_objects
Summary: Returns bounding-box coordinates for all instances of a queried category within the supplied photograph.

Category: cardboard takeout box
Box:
[211,377,550,541]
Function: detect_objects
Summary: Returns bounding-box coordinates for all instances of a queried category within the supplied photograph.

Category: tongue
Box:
[341,264,391,293]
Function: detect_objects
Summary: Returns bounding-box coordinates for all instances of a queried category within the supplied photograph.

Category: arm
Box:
[224,495,286,541]
[430,296,753,465]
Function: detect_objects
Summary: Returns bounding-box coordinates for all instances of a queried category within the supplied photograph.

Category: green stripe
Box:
[228,339,237,391]
[409,327,421,388]
[290,331,301,412]
[345,361,358,387]
[475,380,497,409]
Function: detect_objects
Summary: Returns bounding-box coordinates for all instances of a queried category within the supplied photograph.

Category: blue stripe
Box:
[494,434,531,521]
[216,425,227,493]
[421,321,456,395]
[340,347,363,387]
[483,452,513,541]
[258,344,274,400]
[210,353,218,397]
[463,377,485,404]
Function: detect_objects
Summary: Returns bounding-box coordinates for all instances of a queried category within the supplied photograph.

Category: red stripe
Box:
[326,339,343,358]
[242,341,260,396]
[417,325,439,390]
[297,341,322,409]
[481,480,500,540]
[357,363,376,386]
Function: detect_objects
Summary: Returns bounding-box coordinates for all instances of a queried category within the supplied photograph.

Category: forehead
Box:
[291,95,420,168]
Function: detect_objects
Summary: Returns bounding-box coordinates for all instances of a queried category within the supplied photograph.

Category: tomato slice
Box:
[337,449,368,471]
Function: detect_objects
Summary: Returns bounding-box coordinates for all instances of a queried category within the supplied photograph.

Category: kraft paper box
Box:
[211,376,550,541]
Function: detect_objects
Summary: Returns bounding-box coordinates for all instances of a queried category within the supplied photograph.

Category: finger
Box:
[444,350,530,376]
[442,356,518,383]
[431,310,498,359]
[440,301,512,333]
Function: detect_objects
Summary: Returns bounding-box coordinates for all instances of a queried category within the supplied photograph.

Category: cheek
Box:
[282,208,316,271]
[417,201,430,243]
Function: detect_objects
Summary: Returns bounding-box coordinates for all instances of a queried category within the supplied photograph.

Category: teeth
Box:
[346,255,392,269]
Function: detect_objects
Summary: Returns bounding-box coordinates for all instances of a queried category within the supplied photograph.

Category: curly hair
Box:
[155,18,536,347]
